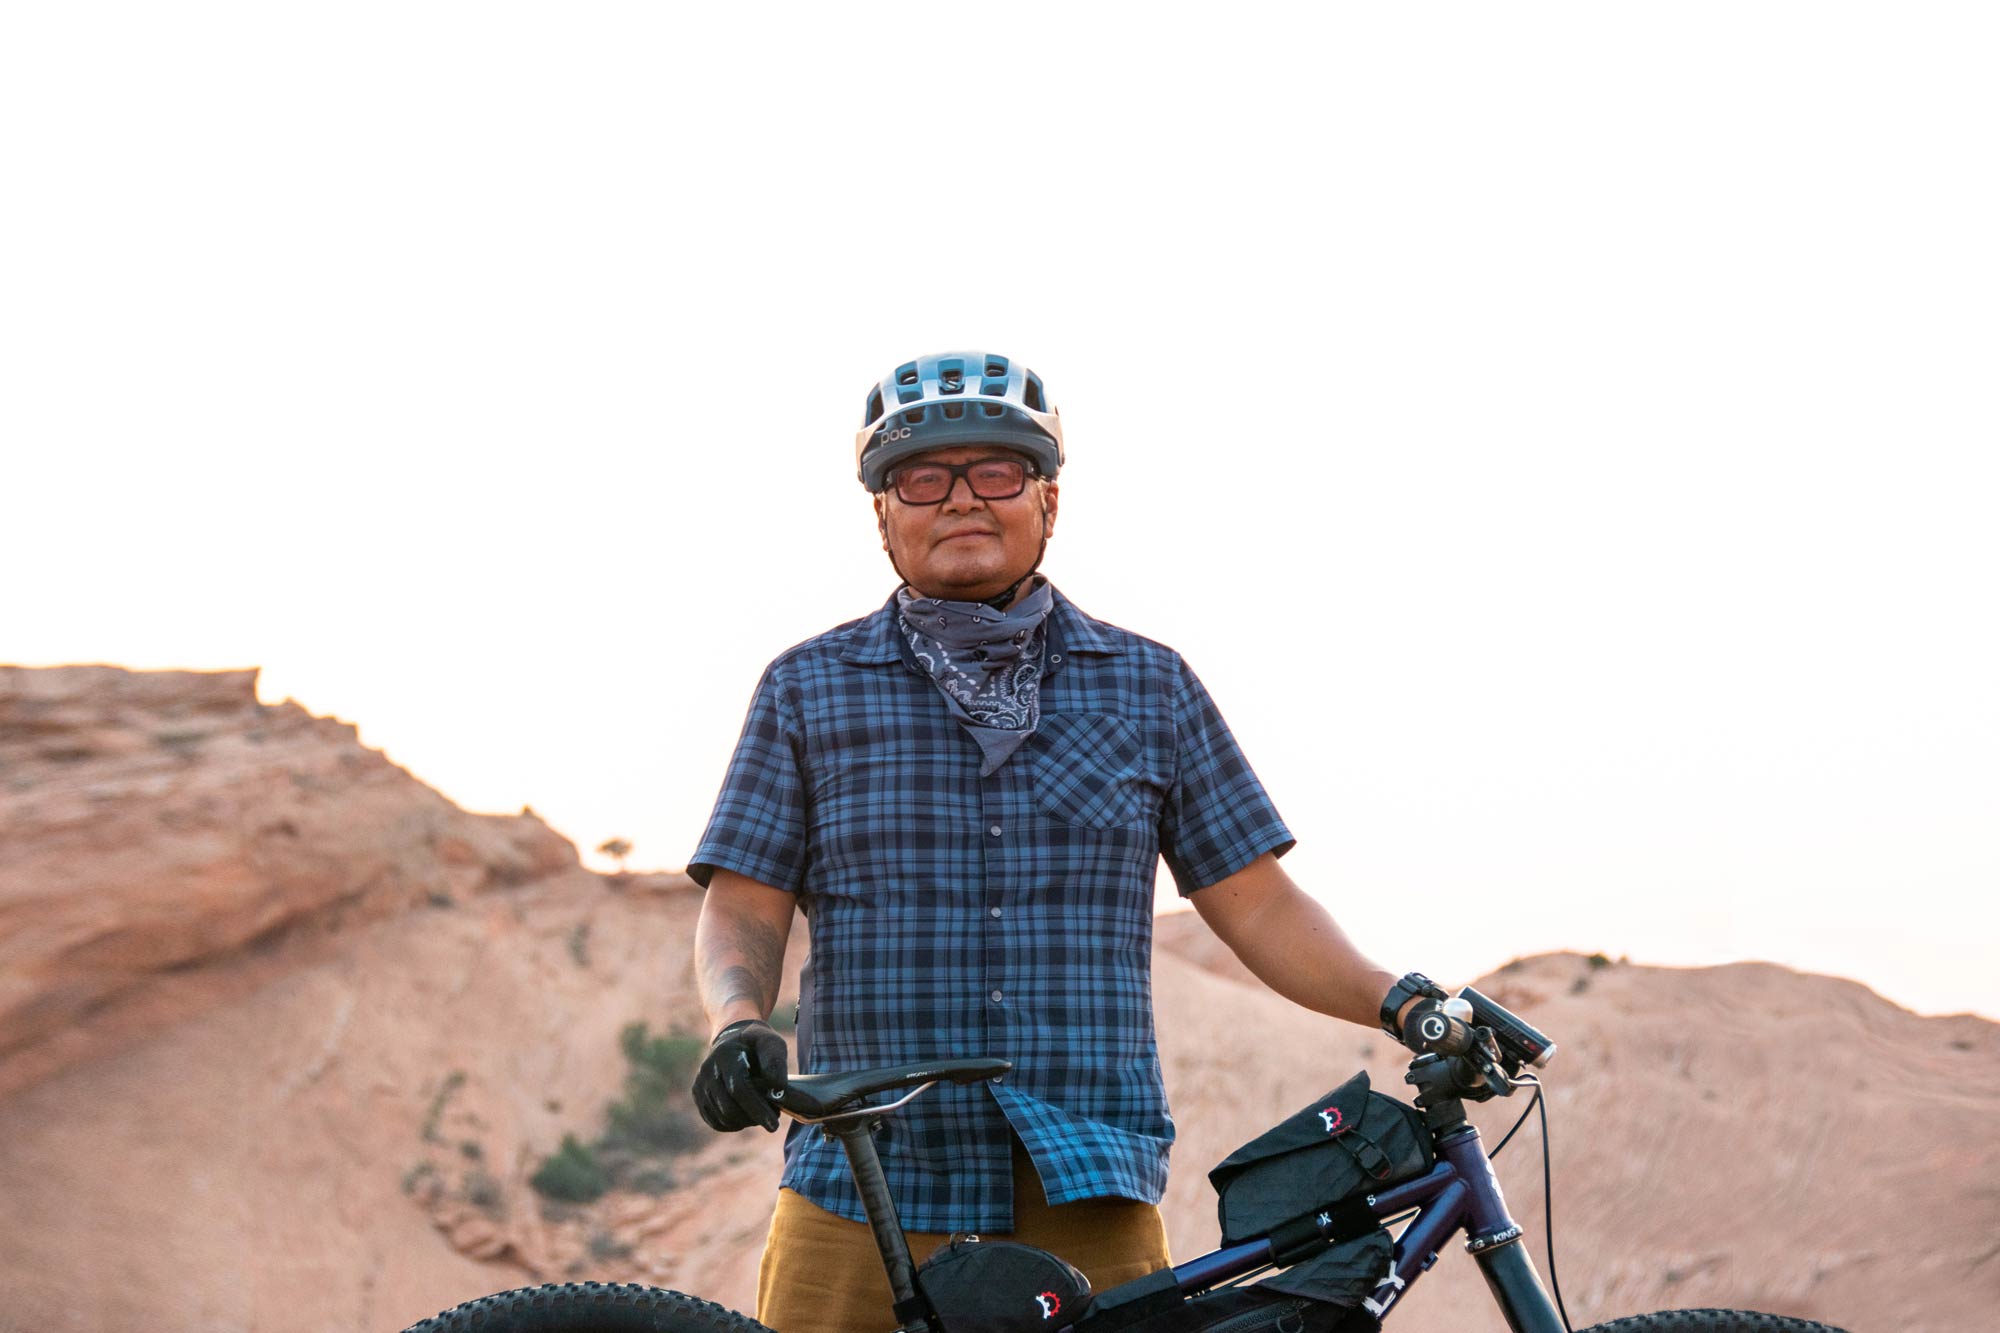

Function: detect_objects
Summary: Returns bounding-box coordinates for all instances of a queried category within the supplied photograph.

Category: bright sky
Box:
[5,5,1995,1018]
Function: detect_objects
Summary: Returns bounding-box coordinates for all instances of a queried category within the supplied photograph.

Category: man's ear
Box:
[874,495,889,549]
[1040,481,1059,539]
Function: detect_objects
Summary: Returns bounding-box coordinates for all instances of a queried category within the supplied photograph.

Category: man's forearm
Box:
[1191,853,1406,1030]
[694,873,795,1032]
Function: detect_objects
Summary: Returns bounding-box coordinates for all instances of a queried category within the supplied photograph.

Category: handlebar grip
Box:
[1406,1004,1476,1057]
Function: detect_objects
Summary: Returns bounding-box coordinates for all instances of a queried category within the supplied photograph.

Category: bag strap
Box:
[1266,1195,1380,1265]
[1324,1101,1398,1180]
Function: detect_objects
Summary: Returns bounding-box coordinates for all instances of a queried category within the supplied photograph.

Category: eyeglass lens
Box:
[892,459,1029,504]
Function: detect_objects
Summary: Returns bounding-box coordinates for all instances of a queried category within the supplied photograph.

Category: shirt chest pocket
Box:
[1031,712,1165,830]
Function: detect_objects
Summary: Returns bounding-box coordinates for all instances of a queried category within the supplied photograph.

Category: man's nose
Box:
[940,474,985,512]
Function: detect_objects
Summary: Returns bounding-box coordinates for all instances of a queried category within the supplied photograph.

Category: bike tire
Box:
[1578,1309,1847,1333]
[400,1282,776,1333]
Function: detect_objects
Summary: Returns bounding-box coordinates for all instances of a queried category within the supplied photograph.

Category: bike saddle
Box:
[775,1057,1012,1120]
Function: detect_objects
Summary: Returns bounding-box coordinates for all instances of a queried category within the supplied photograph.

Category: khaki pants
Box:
[756,1138,1171,1333]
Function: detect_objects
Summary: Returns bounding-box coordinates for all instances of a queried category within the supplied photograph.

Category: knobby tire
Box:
[1577,1309,1847,1333]
[400,1282,774,1333]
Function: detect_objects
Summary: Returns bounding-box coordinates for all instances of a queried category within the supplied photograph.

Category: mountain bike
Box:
[401,987,1846,1333]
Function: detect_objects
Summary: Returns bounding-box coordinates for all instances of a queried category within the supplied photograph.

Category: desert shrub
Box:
[531,1134,609,1203]
[401,1161,438,1195]
[627,1166,676,1196]
[422,1070,467,1142]
[600,1022,708,1154]
[464,1169,506,1218]
[619,1022,706,1083]
[589,1230,635,1262]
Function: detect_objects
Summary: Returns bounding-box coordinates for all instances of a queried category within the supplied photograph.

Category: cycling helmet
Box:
[855,351,1064,492]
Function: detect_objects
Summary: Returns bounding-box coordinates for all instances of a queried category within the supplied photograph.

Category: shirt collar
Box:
[838,584,1124,666]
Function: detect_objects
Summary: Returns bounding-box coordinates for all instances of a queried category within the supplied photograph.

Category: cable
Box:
[1510,1075,1572,1333]
[1486,1083,1541,1159]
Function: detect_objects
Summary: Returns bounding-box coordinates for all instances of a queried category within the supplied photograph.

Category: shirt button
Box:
[990,989,1004,1003]
[1050,654,1063,665]
[990,906,1003,918]
[988,824,1003,837]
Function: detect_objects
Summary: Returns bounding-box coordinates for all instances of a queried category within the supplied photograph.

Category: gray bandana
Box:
[898,580,1056,776]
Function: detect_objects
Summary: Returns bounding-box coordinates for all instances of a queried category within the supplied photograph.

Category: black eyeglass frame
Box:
[884,456,1039,506]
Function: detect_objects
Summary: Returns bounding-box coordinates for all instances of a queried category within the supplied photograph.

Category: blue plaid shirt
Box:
[689,586,1293,1232]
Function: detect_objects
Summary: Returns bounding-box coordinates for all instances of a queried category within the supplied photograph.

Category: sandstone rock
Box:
[0,664,581,1093]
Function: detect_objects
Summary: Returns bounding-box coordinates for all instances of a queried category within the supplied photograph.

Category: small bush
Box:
[628,1166,676,1196]
[422,1071,467,1143]
[619,1022,707,1084]
[1586,952,1612,970]
[589,1230,635,1262]
[464,1169,506,1218]
[531,1134,609,1203]
[601,1023,708,1154]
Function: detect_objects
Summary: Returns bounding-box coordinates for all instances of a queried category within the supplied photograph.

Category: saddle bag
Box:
[916,1236,1092,1331]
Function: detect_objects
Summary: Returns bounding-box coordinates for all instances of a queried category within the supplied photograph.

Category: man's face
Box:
[875,445,1059,603]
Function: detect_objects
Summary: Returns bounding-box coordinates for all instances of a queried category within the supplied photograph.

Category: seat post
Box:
[825,1119,927,1325]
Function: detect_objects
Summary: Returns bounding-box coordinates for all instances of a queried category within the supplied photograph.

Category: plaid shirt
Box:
[689,586,1293,1232]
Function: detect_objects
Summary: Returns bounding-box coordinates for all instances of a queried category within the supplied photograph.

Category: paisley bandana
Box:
[898,579,1056,776]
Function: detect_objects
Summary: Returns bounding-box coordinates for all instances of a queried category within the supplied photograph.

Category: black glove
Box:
[692,1018,788,1133]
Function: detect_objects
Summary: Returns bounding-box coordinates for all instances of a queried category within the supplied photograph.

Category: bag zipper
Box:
[1202,1299,1309,1333]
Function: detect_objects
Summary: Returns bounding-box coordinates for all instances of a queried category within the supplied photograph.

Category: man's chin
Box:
[912,568,1020,603]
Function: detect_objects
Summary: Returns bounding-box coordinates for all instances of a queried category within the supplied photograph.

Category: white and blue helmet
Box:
[855,351,1065,493]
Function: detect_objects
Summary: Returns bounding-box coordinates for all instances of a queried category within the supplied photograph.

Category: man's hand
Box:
[692,1018,788,1133]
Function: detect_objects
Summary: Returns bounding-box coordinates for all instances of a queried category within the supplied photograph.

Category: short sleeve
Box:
[1159,659,1295,894]
[687,664,809,892]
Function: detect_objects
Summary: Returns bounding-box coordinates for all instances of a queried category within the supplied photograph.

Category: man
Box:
[688,350,1433,1333]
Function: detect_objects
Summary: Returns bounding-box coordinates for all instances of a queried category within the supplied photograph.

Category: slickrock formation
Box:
[0,666,1991,1332]
[0,665,577,1095]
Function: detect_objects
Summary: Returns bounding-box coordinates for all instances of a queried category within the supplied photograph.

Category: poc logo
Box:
[1319,1107,1344,1134]
[1035,1291,1062,1318]
[877,425,914,445]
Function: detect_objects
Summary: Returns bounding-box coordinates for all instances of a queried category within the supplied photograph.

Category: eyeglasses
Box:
[886,457,1034,505]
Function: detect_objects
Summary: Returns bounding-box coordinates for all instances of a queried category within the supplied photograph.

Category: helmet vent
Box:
[943,402,965,419]
[985,360,1007,377]
[897,365,919,386]
[982,403,1004,417]
[865,389,884,424]
[903,407,925,425]
[1023,373,1046,411]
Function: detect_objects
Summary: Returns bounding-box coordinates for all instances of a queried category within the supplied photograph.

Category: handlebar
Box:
[1401,985,1558,1104]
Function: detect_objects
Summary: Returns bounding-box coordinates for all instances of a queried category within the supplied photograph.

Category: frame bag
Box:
[1191,1069,1433,1330]
[916,1237,1092,1331]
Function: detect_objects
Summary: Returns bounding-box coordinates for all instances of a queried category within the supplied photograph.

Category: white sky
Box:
[5,4,1995,1018]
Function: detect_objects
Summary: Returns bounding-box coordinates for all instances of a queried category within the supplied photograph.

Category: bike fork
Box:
[1473,1241,1565,1333]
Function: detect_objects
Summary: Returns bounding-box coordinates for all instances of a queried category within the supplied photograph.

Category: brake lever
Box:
[1465,1028,1512,1100]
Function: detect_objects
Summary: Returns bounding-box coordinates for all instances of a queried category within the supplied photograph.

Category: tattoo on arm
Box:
[699,912,790,1021]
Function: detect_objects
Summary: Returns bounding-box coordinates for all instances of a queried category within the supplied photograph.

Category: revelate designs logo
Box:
[1035,1290,1062,1318]
[1318,1106,1344,1134]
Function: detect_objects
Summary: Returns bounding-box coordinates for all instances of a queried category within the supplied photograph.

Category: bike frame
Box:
[834,1102,1566,1333]
[1134,1120,1564,1333]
